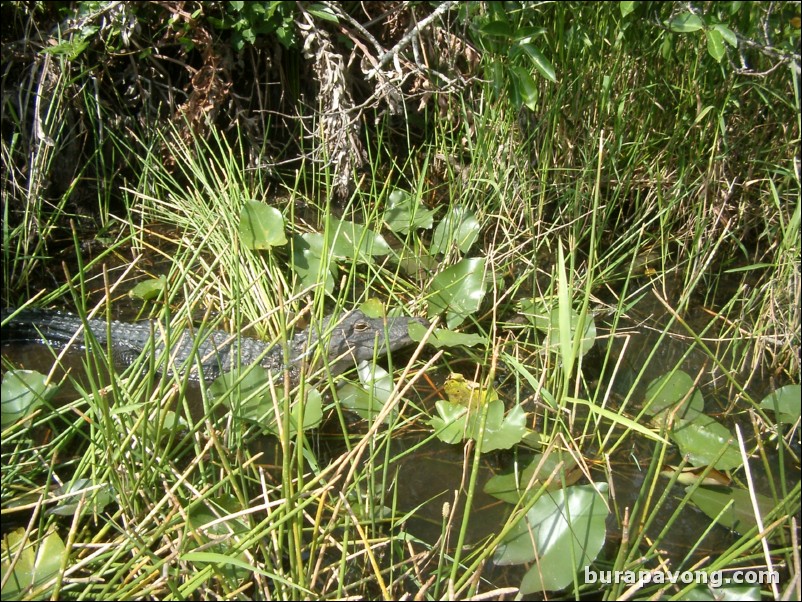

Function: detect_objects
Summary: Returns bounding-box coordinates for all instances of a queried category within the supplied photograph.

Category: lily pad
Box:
[430,205,480,255]
[520,298,596,357]
[291,233,336,294]
[485,453,581,504]
[238,201,287,249]
[408,322,485,348]
[759,384,801,424]
[494,483,609,594]
[643,371,704,421]
[430,395,526,452]
[326,218,391,262]
[427,257,487,328]
[1,527,67,599]
[1,370,58,427]
[339,361,396,423]
[671,414,743,471]
[688,486,779,535]
[128,275,167,300]
[383,189,436,234]
[210,366,322,435]
[48,478,116,516]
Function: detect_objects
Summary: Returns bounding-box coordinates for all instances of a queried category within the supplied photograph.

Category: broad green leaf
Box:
[671,415,743,470]
[518,43,557,83]
[48,478,115,516]
[485,453,580,504]
[660,31,673,59]
[307,4,339,22]
[479,20,514,39]
[357,298,386,319]
[186,495,252,582]
[759,384,800,424]
[511,66,539,111]
[291,233,335,294]
[669,12,705,33]
[408,322,485,348]
[383,189,436,234]
[128,275,167,300]
[1,527,66,600]
[643,371,704,420]
[210,364,322,435]
[326,218,391,262]
[521,298,596,357]
[338,361,395,423]
[620,1,636,18]
[689,486,778,535]
[706,29,726,62]
[515,26,547,44]
[481,403,527,451]
[429,400,468,443]
[41,38,91,60]
[238,201,287,249]
[430,397,526,451]
[427,257,486,328]
[1,370,57,427]
[495,484,609,593]
[713,23,738,47]
[430,206,480,255]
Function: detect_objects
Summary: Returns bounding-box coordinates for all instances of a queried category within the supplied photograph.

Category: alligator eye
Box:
[353,321,369,332]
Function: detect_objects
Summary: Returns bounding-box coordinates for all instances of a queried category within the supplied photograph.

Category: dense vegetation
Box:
[2,2,799,600]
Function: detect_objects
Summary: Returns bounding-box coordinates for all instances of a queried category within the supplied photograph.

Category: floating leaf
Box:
[238,201,287,249]
[485,453,581,504]
[1,527,67,599]
[643,371,704,421]
[48,478,115,516]
[430,396,526,452]
[1,370,57,427]
[672,414,743,470]
[759,384,800,424]
[494,483,609,594]
[689,486,778,535]
[291,233,335,294]
[339,361,395,423]
[326,218,391,262]
[407,322,485,348]
[520,298,596,357]
[431,206,481,255]
[128,275,167,300]
[210,365,322,435]
[383,189,436,234]
[186,495,251,582]
[427,257,486,328]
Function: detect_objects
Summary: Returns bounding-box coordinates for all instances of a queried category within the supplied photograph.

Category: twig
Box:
[367,0,460,79]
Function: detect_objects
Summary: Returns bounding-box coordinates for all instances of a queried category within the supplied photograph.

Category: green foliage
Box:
[493,483,609,594]
[1,370,58,427]
[206,1,304,50]
[470,4,557,110]
[1,528,67,600]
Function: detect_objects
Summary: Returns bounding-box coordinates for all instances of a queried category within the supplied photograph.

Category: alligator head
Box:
[306,309,429,375]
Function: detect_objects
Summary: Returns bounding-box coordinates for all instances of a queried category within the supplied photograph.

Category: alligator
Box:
[1,308,428,384]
